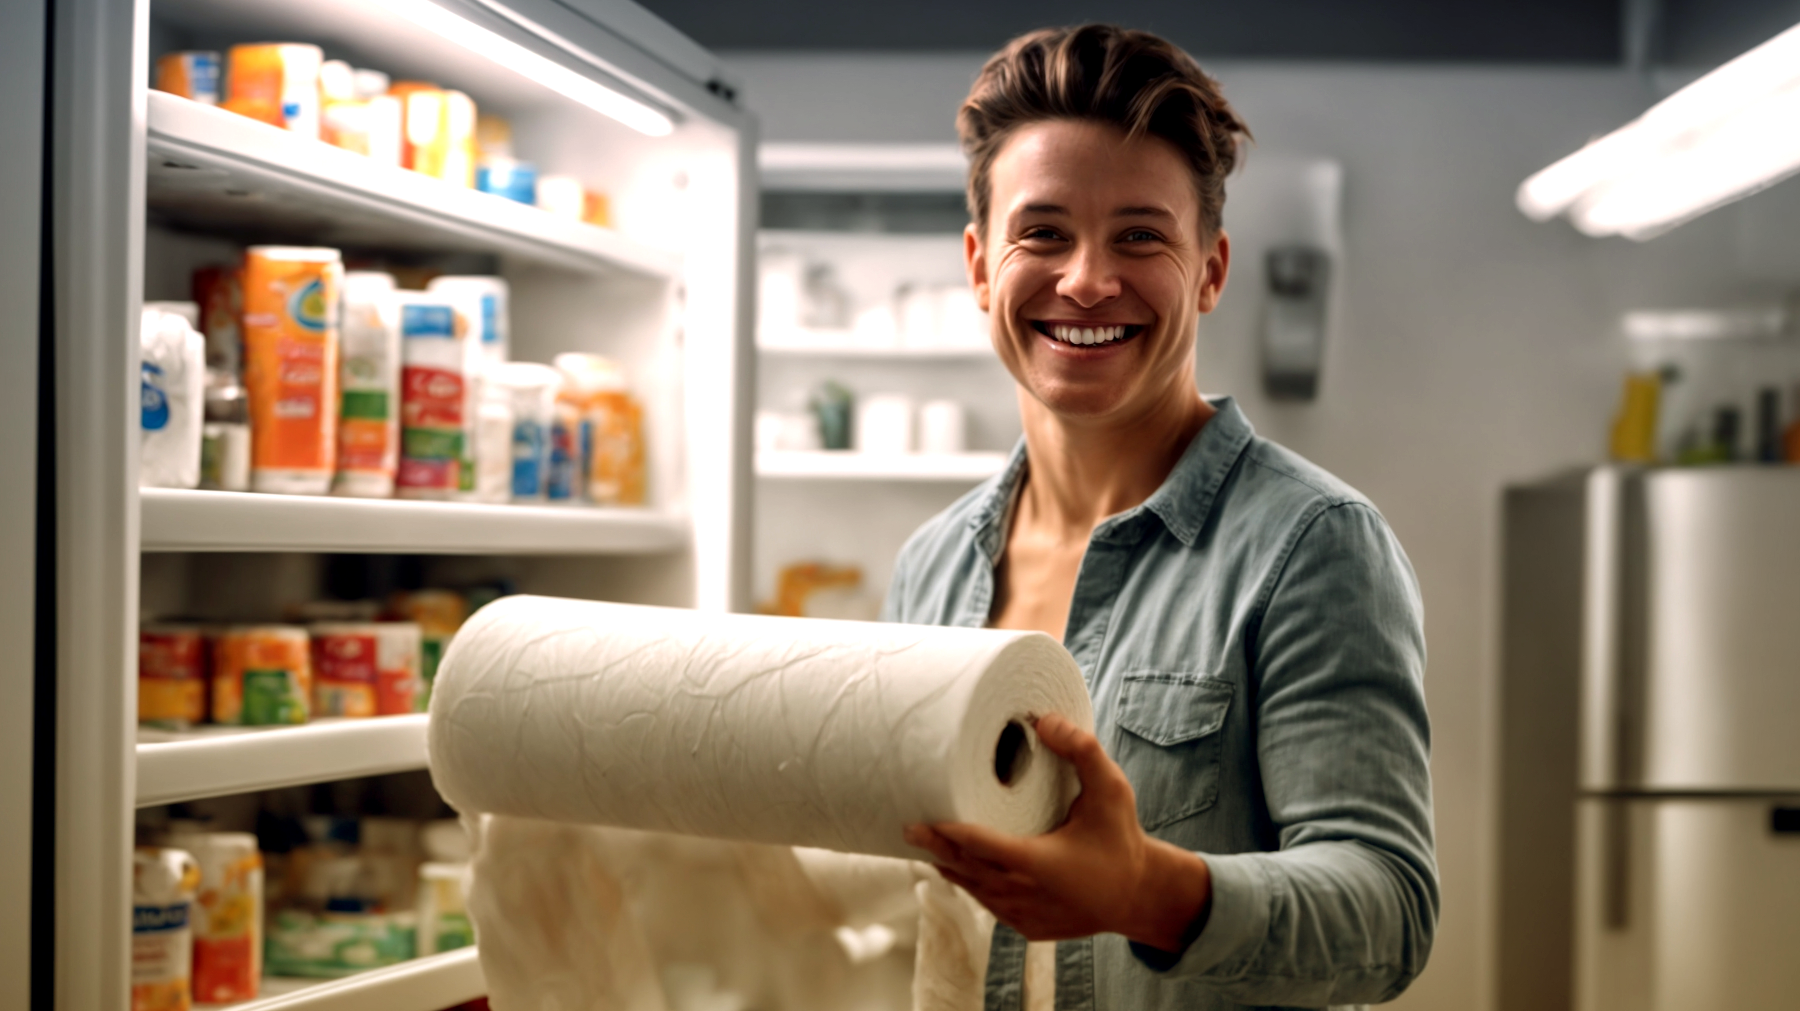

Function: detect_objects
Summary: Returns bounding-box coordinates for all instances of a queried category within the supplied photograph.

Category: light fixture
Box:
[1516,22,1800,240]
[381,0,675,137]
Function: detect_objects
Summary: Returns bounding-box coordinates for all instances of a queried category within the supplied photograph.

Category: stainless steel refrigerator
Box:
[1498,466,1800,1011]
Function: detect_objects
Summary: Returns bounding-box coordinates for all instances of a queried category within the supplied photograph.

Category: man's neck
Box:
[1015,382,1214,539]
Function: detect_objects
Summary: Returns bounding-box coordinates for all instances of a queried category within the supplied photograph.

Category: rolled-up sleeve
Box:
[1130,501,1438,1006]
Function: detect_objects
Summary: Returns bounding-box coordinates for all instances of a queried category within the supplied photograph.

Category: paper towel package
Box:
[427,595,1094,860]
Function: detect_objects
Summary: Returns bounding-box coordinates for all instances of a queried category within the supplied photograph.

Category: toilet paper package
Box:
[139,306,206,489]
[427,596,1094,860]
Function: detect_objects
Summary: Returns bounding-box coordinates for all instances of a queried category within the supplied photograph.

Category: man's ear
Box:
[1196,230,1231,315]
[964,222,990,313]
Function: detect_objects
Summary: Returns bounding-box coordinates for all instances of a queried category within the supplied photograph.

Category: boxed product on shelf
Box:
[335,271,403,499]
[427,275,509,365]
[139,305,207,490]
[395,292,479,500]
[153,51,220,106]
[554,353,645,506]
[222,43,323,138]
[131,847,201,1011]
[319,61,402,166]
[243,246,344,496]
[391,82,477,187]
[487,362,561,502]
[162,829,264,1004]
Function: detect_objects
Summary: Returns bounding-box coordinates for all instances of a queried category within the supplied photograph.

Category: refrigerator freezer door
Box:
[1576,797,1800,1011]
[1641,470,1800,790]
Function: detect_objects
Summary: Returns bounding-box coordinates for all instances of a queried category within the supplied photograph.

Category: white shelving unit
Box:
[207,949,485,1011]
[142,489,689,555]
[137,716,429,807]
[756,450,1008,481]
[50,0,753,1007]
[147,92,681,280]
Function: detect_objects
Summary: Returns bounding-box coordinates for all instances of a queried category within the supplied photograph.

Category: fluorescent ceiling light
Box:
[382,0,675,137]
[1516,22,1800,240]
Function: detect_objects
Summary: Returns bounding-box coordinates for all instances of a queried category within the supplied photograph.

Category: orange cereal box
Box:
[242,247,342,495]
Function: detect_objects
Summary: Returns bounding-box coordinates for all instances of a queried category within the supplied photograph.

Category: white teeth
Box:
[1047,324,1130,345]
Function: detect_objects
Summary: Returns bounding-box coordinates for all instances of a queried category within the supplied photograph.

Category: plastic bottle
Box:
[334,272,401,498]
[486,362,561,502]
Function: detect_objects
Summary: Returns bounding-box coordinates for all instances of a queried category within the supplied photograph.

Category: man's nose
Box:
[1057,241,1121,307]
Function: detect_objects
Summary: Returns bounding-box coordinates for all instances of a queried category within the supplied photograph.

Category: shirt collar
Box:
[967,396,1255,554]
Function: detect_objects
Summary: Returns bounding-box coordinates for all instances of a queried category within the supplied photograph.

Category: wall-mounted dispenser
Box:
[1261,245,1332,400]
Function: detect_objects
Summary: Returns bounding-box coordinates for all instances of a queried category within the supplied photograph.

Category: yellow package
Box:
[392,82,476,186]
[589,388,644,505]
[224,43,322,137]
[243,247,341,494]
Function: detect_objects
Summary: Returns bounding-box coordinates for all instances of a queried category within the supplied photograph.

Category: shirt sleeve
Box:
[1129,500,1439,1006]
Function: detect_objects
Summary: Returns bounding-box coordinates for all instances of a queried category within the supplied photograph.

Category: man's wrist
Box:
[1124,840,1213,954]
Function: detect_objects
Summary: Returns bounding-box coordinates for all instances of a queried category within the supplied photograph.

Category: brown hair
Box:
[957,24,1251,234]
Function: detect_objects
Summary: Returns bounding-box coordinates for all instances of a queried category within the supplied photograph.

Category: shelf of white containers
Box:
[140,488,688,555]
[200,948,484,1011]
[756,450,1009,481]
[136,715,430,807]
[145,90,679,279]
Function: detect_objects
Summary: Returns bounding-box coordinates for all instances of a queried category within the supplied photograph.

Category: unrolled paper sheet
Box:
[427,596,1093,860]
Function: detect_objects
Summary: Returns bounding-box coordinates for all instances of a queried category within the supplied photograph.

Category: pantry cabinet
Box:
[46,0,753,1005]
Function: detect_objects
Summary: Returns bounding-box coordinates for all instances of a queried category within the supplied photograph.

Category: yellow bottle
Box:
[1609,371,1661,463]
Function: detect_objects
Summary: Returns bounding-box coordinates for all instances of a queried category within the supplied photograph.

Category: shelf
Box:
[758,341,994,361]
[759,142,966,192]
[136,716,429,807]
[146,91,679,279]
[140,488,688,555]
[199,949,484,1011]
[756,451,1009,482]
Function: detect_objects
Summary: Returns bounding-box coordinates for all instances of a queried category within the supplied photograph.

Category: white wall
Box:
[724,51,1800,1011]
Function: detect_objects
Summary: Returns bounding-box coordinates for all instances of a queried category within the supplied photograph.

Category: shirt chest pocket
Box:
[1112,673,1234,832]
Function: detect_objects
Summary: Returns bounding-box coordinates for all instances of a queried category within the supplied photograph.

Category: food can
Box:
[311,622,422,717]
[386,591,466,707]
[223,43,323,137]
[333,272,401,498]
[243,247,342,495]
[154,51,221,105]
[164,831,263,1005]
[395,294,476,499]
[133,847,200,1011]
[211,626,311,725]
[138,625,207,729]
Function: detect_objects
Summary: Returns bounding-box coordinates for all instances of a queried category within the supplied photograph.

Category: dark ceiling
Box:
[637,0,1800,64]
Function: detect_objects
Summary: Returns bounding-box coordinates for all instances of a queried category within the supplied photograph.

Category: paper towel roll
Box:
[428,596,1092,859]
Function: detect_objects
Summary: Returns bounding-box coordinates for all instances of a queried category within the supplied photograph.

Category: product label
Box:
[141,362,170,431]
[480,294,498,346]
[192,936,255,1003]
[511,420,545,497]
[401,303,456,338]
[241,669,305,725]
[244,253,340,476]
[401,367,466,429]
[132,901,193,1011]
[140,630,206,726]
[548,417,577,501]
[313,632,378,718]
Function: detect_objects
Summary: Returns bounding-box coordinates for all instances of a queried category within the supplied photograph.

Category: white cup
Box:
[855,394,914,455]
[918,400,967,455]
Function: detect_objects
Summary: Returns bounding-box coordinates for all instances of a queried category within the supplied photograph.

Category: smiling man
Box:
[883,25,1438,1011]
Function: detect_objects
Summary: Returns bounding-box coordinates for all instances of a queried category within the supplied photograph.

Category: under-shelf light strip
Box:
[381,0,675,137]
[1515,22,1800,240]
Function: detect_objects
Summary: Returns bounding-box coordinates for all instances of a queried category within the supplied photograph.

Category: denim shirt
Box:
[880,398,1438,1011]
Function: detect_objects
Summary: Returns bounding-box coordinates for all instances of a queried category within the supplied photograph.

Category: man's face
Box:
[966,118,1229,423]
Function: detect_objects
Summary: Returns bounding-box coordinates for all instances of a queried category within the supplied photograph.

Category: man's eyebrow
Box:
[1115,205,1176,220]
[1018,202,1069,215]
